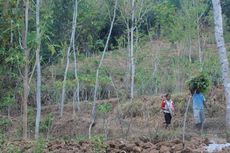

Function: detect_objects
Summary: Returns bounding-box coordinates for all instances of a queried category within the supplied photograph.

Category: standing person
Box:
[192,90,206,130]
[161,93,175,128]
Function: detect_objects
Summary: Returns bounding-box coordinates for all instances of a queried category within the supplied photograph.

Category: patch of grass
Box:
[149,128,180,141]
[74,135,88,142]
[0,118,12,130]
[91,135,106,153]
[34,137,45,153]
[0,129,5,145]
[121,101,143,118]
[5,144,21,153]
[40,113,54,133]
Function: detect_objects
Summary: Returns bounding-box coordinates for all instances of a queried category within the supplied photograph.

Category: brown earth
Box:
[1,136,210,153]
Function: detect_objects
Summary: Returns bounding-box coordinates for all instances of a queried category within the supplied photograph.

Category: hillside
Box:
[2,0,230,151]
[1,39,230,152]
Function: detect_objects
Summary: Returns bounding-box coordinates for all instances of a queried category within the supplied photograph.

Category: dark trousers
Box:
[164,112,172,125]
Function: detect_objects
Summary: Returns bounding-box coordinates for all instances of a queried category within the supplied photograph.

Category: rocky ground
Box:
[1,136,210,153]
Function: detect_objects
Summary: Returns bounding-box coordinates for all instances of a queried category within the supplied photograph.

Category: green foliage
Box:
[0,129,5,145]
[97,103,112,113]
[0,91,15,107]
[91,135,106,153]
[40,113,54,133]
[74,135,88,142]
[153,0,177,37]
[5,144,21,153]
[186,73,210,93]
[78,74,110,86]
[34,137,45,153]
[0,118,12,130]
[0,118,12,142]
[53,80,63,90]
[222,0,230,31]
[28,107,35,128]
[203,53,222,86]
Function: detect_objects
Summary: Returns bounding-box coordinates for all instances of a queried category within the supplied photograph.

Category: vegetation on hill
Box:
[1,0,230,151]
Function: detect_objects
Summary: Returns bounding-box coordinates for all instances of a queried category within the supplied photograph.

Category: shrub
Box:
[91,135,106,153]
[97,103,112,114]
[40,113,54,133]
[5,144,21,153]
[0,118,12,132]
[121,101,143,118]
[34,137,45,153]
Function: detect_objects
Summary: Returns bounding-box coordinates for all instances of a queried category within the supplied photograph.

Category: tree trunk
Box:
[22,0,29,140]
[35,0,42,139]
[72,0,80,115]
[73,46,80,113]
[130,0,135,100]
[188,33,192,63]
[60,0,78,117]
[89,0,118,139]
[212,0,230,129]
[197,19,202,64]
[126,24,131,95]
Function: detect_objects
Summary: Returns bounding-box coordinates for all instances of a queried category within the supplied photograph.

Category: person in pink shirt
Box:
[161,93,175,128]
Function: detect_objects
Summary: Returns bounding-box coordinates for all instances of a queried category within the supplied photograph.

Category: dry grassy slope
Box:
[32,86,226,139]
[2,86,227,152]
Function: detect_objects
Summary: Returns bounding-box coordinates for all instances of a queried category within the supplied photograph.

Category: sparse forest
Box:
[1,0,230,152]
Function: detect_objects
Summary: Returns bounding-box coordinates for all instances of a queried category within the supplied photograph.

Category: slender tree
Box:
[119,0,149,99]
[72,0,80,115]
[60,0,78,117]
[130,0,135,100]
[22,0,29,140]
[119,0,131,95]
[89,0,118,139]
[35,0,42,139]
[212,0,230,129]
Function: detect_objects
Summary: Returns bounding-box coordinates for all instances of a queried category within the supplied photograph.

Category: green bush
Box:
[0,129,5,145]
[40,113,54,133]
[34,137,45,153]
[97,103,112,113]
[6,144,21,153]
[0,118,12,132]
[91,135,106,153]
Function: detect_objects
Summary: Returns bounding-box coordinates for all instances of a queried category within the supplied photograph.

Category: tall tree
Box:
[212,0,230,129]
[179,0,207,63]
[22,0,29,140]
[119,0,150,99]
[60,0,78,117]
[130,0,135,100]
[89,0,118,139]
[72,0,80,115]
[35,0,42,139]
